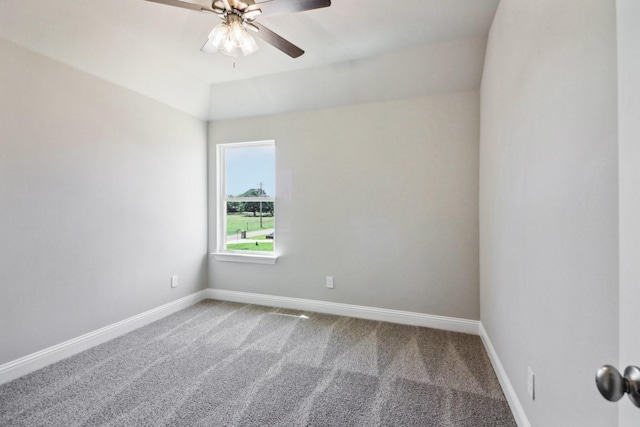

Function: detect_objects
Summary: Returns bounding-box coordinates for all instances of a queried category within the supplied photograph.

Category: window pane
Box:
[225,145,275,199]
[226,202,275,252]
[219,141,275,255]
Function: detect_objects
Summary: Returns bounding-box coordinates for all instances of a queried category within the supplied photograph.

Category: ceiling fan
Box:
[144,0,331,58]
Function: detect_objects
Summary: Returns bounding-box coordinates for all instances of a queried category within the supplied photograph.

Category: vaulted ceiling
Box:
[0,0,499,120]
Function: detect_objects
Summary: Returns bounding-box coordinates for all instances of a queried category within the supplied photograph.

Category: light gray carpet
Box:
[0,300,516,426]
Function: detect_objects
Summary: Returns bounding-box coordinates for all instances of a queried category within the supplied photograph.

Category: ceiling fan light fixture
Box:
[208,13,259,57]
[220,36,238,57]
[208,22,229,47]
[239,30,259,55]
[229,16,245,40]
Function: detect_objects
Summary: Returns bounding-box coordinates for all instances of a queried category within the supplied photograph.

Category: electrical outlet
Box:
[527,367,535,400]
[326,276,334,289]
[171,275,178,288]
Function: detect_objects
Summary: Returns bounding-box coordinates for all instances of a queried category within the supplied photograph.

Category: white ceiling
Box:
[0,0,499,120]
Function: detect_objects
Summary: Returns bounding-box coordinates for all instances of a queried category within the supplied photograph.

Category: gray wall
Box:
[208,91,480,320]
[0,39,208,365]
[479,1,618,425]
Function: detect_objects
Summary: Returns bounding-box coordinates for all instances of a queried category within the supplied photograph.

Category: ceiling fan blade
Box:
[253,23,304,58]
[255,0,330,17]
[144,0,214,13]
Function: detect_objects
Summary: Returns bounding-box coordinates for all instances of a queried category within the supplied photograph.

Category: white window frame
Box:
[213,140,277,265]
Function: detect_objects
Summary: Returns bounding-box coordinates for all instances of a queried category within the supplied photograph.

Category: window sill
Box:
[212,252,278,265]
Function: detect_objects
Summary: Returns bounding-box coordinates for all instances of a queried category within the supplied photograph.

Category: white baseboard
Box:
[205,289,479,335]
[0,290,209,385]
[479,323,531,427]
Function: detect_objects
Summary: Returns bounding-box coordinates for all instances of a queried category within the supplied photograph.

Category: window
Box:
[215,141,276,264]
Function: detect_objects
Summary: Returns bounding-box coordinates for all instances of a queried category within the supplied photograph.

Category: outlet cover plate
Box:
[326,276,334,289]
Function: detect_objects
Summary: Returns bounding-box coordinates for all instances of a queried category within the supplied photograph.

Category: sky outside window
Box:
[225,145,275,197]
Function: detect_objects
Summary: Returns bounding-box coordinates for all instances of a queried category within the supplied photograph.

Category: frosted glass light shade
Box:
[207,17,259,57]
[239,32,259,55]
[208,24,229,48]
